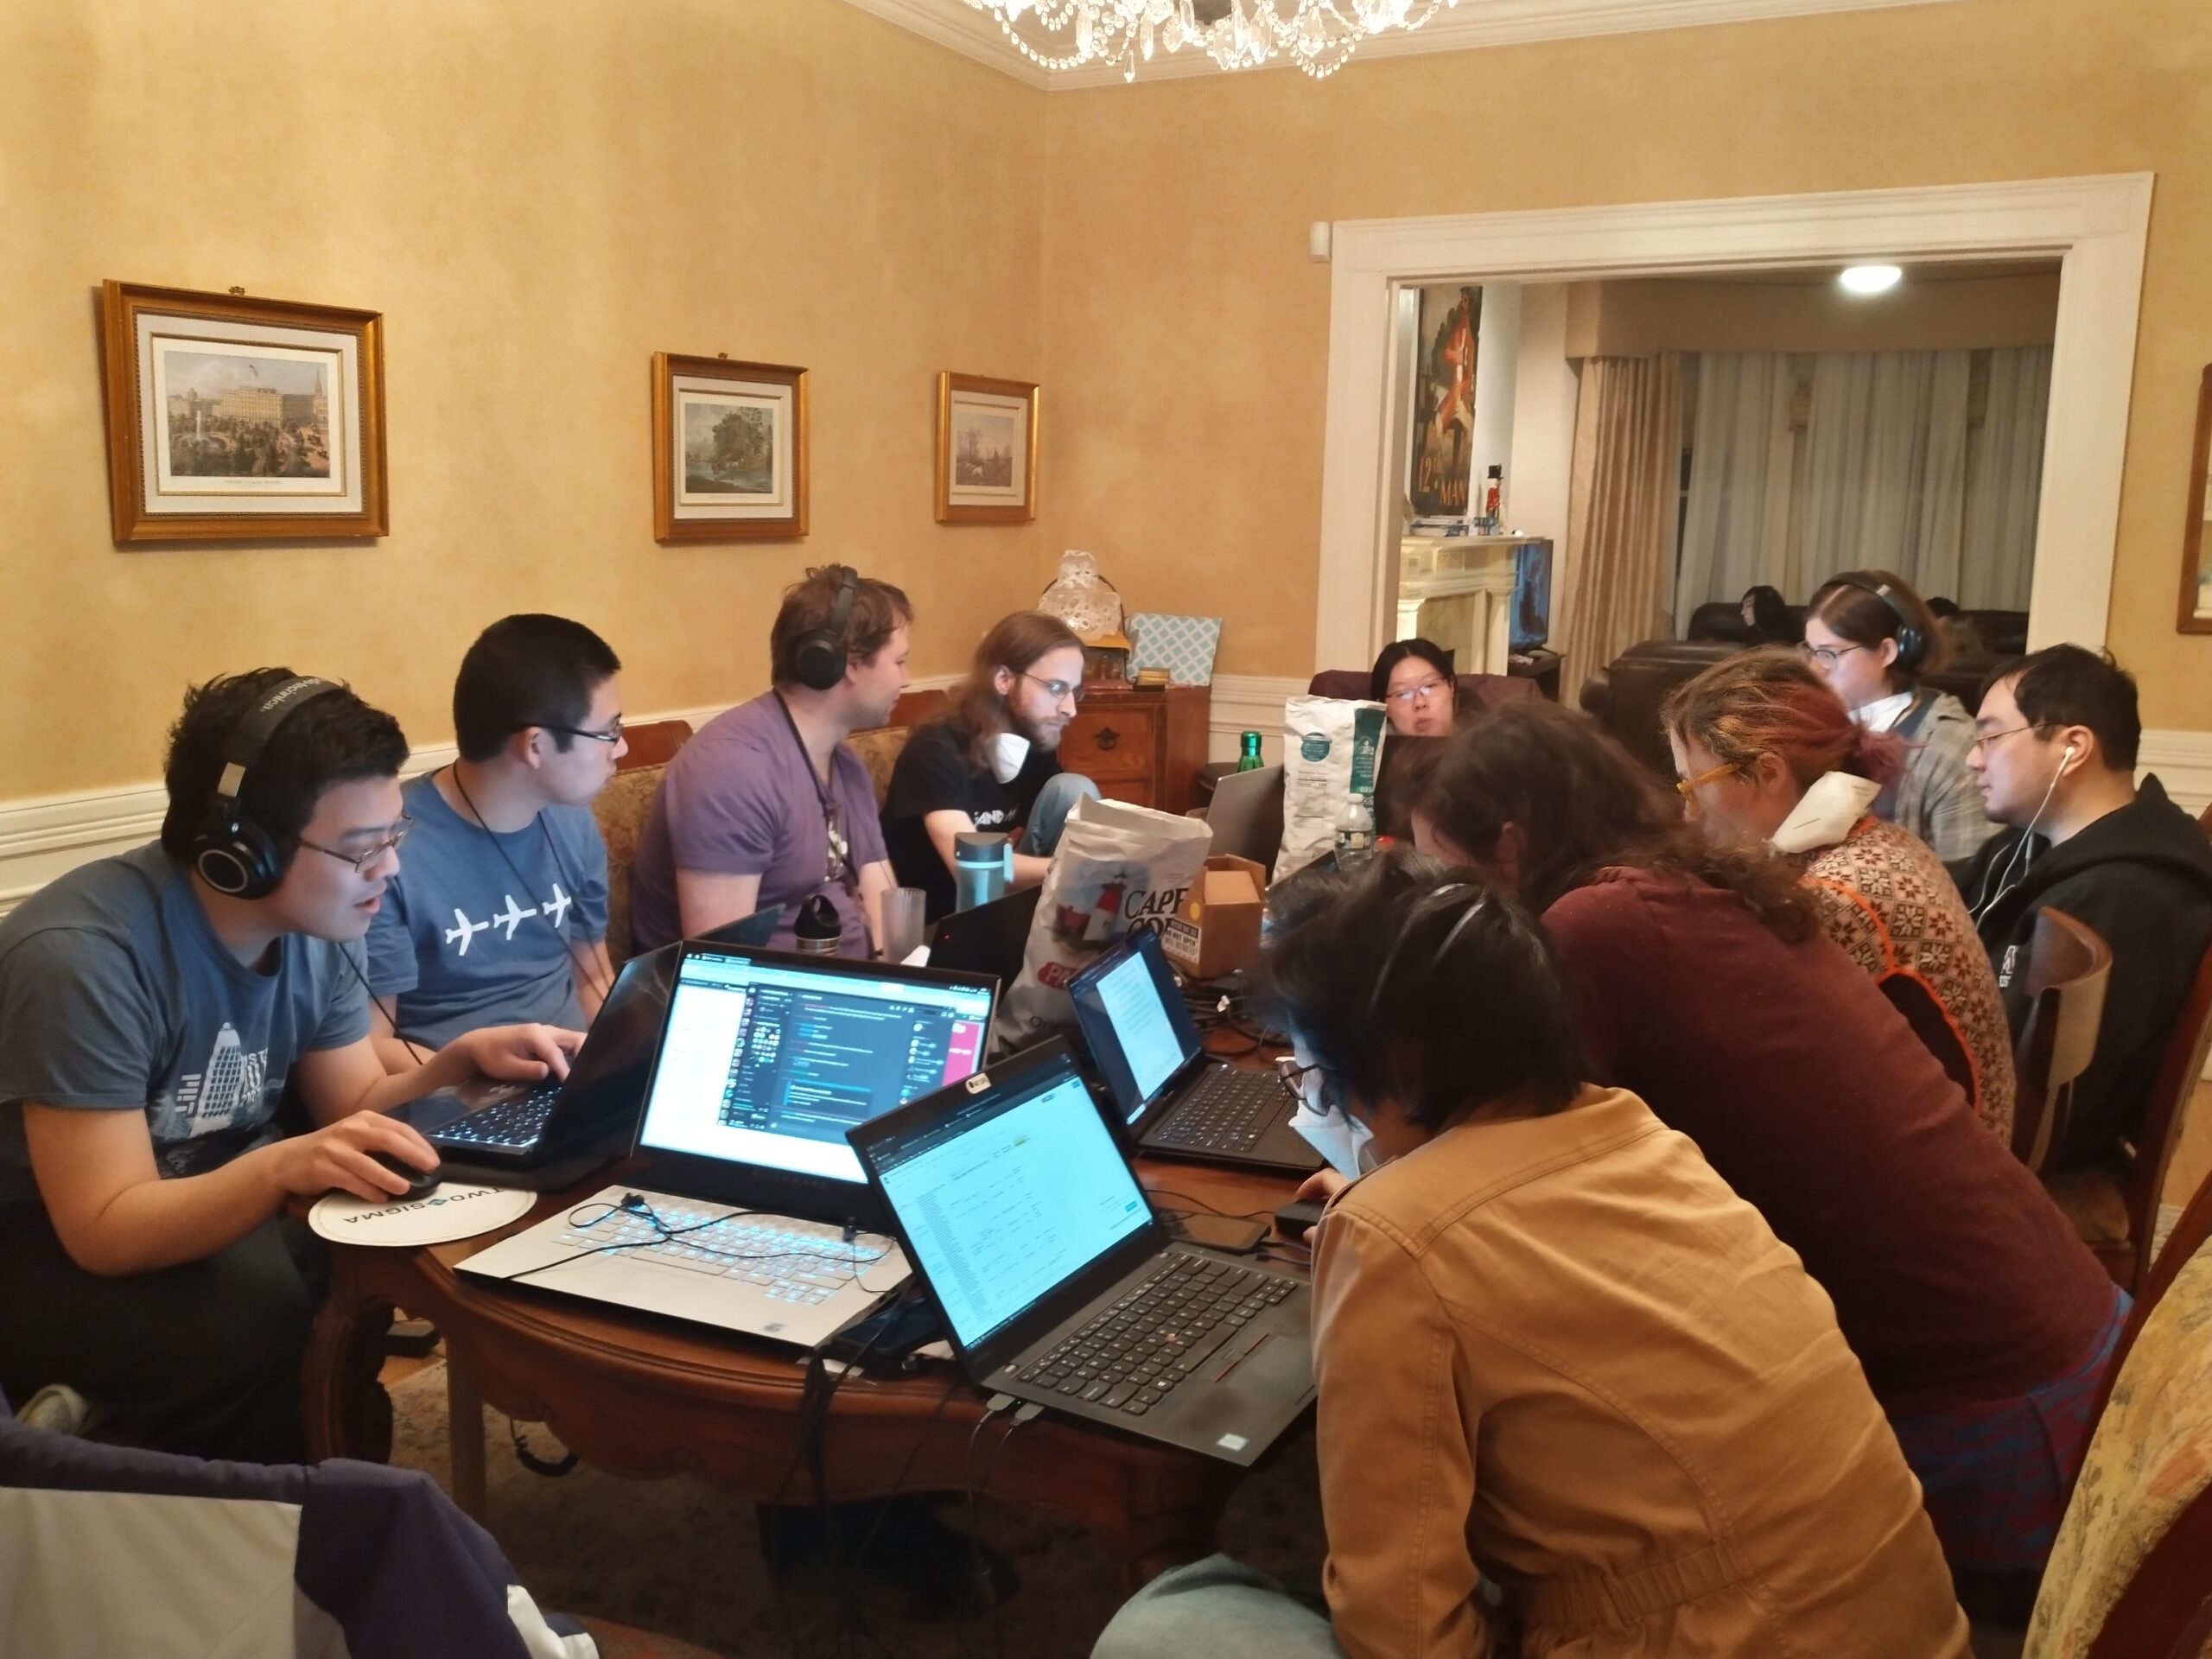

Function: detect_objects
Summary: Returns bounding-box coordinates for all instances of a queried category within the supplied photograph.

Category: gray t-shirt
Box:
[0,843,371,1205]
[626,692,887,957]
[363,773,609,1049]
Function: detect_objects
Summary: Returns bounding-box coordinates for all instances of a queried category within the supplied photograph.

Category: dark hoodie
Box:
[1952,774,2212,1173]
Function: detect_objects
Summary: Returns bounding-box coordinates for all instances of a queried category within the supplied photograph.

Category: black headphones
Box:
[190,676,341,899]
[1824,574,1925,671]
[791,566,859,692]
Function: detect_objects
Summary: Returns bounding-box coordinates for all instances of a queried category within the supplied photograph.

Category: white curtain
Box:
[1799,349,1972,596]
[1557,355,1686,694]
[1674,354,1798,627]
[1961,345,2052,609]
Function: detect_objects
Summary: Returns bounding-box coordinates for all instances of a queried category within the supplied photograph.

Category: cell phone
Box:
[1165,1211,1268,1254]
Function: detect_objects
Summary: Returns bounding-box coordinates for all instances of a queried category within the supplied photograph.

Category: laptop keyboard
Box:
[1006,1253,1295,1417]
[434,1084,563,1150]
[553,1202,879,1308]
[1150,1067,1288,1154]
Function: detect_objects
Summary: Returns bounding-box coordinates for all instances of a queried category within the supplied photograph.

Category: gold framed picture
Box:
[652,353,809,542]
[935,371,1038,524]
[99,280,388,543]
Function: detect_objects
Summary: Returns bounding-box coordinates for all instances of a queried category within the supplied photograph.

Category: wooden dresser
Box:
[1056,684,1211,817]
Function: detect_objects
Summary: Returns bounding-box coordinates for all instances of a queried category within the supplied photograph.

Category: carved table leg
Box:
[301,1285,396,1464]
[447,1359,488,1522]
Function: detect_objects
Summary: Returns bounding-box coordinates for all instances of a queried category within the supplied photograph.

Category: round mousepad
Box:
[308,1181,538,1248]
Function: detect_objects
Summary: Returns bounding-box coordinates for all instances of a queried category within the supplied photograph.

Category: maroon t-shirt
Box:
[1543,866,2113,1414]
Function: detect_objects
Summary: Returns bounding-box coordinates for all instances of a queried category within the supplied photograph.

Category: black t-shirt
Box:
[881,720,1060,921]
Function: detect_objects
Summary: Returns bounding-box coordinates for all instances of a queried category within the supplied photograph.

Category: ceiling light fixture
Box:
[1839,264,1904,295]
[964,0,1462,82]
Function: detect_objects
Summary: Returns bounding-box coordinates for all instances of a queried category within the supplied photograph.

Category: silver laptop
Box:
[458,944,997,1349]
[1205,764,1283,867]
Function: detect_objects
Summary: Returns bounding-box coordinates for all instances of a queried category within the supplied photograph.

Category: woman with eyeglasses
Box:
[1400,703,2124,1627]
[1801,569,1997,861]
[1368,638,1459,738]
[1093,849,1969,1659]
[1661,648,2016,1140]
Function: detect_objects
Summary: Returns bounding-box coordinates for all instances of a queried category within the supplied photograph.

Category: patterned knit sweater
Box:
[1798,816,2018,1141]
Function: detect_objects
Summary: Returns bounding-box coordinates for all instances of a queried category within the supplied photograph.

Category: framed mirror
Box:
[2181,364,2212,633]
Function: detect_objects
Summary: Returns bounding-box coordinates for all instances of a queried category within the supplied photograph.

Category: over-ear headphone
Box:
[190,676,341,899]
[1824,574,1925,672]
[791,567,859,692]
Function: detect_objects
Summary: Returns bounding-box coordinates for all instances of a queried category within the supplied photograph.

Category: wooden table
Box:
[301,1145,1304,1585]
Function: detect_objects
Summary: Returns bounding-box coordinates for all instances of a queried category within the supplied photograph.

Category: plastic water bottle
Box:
[1333,791,1376,868]
[953,831,1012,912]
[1236,731,1265,772]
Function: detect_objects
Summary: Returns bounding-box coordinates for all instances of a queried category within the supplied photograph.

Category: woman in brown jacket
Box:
[1092,852,1967,1659]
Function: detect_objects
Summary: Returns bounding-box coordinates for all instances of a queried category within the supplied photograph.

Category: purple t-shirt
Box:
[627,693,887,957]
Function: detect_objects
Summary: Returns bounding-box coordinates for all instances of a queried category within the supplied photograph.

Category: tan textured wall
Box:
[0,2,1044,797]
[1036,0,2212,728]
[1561,271,2061,357]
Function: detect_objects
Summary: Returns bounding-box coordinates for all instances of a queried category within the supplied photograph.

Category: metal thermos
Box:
[792,893,841,956]
[953,831,1012,912]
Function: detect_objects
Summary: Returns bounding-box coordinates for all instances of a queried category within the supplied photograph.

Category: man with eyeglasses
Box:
[629,566,911,957]
[364,614,622,1071]
[881,609,1102,922]
[0,670,578,1462]
[1954,644,2212,1176]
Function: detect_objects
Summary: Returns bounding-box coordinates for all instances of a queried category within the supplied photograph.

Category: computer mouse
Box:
[366,1150,442,1202]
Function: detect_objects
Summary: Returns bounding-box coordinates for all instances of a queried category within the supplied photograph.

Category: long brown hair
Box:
[1408,702,1821,941]
[1805,568,1950,689]
[1662,647,1904,793]
[936,611,1083,769]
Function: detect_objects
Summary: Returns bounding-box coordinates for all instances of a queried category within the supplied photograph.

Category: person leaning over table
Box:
[1091,849,1970,1659]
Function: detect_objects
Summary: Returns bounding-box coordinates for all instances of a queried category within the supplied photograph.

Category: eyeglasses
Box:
[1969,723,2049,754]
[1798,642,1866,670]
[1019,672,1086,705]
[1675,760,1745,798]
[1385,677,1452,706]
[297,813,414,874]
[539,718,625,745]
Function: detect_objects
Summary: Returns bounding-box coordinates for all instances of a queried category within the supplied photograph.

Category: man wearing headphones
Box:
[0,671,581,1462]
[627,565,910,957]
[365,615,621,1071]
[1956,645,2212,1176]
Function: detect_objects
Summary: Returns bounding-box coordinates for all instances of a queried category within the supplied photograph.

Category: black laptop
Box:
[390,906,784,1168]
[848,1038,1314,1466]
[926,884,1041,984]
[1067,929,1321,1174]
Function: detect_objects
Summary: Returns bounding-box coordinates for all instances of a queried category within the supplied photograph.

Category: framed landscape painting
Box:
[936,371,1037,524]
[99,280,387,542]
[652,353,808,542]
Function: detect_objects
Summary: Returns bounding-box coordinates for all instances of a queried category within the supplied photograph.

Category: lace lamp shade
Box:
[1039,550,1125,642]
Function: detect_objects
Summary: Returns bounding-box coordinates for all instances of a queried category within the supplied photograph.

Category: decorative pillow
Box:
[846,726,913,810]
[592,765,667,964]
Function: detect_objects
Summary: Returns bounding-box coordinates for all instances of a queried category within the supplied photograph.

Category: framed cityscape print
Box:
[99,280,388,543]
[936,371,1037,524]
[652,353,809,542]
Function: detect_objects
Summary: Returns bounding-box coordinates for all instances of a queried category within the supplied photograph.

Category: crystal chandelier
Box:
[965,0,1463,82]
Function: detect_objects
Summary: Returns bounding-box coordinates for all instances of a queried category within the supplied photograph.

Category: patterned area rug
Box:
[388,1359,1326,1658]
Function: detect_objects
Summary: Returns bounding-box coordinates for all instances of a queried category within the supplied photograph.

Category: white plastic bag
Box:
[1274,696,1387,881]
[997,794,1211,1046]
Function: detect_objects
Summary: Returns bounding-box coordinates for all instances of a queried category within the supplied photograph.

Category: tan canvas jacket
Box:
[1311,1086,1971,1659]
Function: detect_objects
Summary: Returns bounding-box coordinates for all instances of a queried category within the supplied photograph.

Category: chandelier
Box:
[964,0,1463,81]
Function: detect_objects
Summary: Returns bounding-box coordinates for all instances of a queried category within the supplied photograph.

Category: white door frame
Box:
[1314,173,2155,673]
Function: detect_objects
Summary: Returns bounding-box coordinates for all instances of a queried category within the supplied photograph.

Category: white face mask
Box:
[988,731,1032,785]
[1769,771,1882,855]
[1283,1052,1378,1180]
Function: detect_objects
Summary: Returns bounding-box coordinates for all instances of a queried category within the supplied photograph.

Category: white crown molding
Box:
[842,0,1960,89]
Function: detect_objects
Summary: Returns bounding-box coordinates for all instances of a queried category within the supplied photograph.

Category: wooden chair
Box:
[2102,936,2212,1291]
[2012,906,2113,1174]
[594,719,694,962]
[847,686,950,809]
[2025,1164,2212,1658]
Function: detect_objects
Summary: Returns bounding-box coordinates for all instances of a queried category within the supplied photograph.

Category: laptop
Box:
[456,944,998,1347]
[1204,764,1284,868]
[926,884,1041,984]
[390,907,785,1168]
[1067,929,1322,1174]
[848,1038,1314,1466]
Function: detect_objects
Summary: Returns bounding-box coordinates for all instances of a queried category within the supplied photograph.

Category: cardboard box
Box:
[1160,854,1268,981]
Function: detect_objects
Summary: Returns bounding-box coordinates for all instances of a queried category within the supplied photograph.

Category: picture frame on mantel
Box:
[99,280,388,543]
[936,371,1037,524]
[652,353,809,542]
[2178,363,2212,633]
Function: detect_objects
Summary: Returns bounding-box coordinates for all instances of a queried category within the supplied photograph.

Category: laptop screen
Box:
[637,951,993,1184]
[1068,930,1201,1126]
[868,1058,1150,1352]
